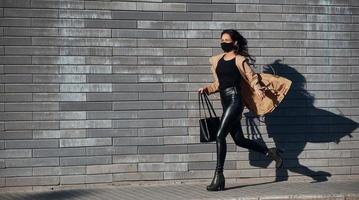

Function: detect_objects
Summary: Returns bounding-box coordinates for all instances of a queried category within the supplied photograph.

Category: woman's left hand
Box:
[254,88,265,100]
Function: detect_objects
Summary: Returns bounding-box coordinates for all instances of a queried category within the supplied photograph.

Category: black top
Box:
[215,55,242,90]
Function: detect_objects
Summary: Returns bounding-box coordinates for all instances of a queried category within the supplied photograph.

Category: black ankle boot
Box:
[206,170,225,191]
[265,147,284,168]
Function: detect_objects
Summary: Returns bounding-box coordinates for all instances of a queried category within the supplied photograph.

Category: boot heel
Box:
[219,181,225,191]
[206,171,225,191]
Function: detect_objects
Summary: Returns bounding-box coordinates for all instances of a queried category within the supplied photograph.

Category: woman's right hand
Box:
[198,87,208,94]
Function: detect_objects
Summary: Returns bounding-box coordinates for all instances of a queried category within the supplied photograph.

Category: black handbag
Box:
[198,92,221,143]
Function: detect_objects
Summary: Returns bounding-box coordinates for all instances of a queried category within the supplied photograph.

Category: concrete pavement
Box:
[0,180,358,200]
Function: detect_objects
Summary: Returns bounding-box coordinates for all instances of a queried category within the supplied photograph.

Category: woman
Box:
[198,29,284,191]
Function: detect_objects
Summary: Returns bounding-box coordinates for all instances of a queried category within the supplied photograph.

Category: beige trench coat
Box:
[205,53,292,118]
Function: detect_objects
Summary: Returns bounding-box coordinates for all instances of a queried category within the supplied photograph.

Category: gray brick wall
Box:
[0,0,358,190]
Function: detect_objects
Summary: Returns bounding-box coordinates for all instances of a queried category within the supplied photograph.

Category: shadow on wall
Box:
[244,59,358,183]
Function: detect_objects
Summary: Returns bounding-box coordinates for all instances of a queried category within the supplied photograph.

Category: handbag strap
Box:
[202,92,218,118]
[198,92,207,119]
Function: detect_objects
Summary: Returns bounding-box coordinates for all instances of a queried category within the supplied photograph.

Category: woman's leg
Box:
[215,97,243,172]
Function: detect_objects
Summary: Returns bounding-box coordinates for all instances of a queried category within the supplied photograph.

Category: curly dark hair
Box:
[220,29,256,67]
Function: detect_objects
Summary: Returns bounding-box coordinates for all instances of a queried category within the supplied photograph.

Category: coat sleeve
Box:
[238,56,262,90]
[205,57,219,95]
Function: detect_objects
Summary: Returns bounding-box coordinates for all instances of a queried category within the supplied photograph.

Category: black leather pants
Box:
[215,86,269,172]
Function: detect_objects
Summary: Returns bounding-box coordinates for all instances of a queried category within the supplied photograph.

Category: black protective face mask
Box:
[221,42,235,52]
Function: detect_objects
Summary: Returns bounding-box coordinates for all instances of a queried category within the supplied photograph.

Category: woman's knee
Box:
[216,129,227,141]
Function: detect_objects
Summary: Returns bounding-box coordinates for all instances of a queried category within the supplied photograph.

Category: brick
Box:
[32,37,136,47]
[85,19,136,29]
[60,138,111,148]
[138,74,188,82]
[31,0,84,9]
[87,128,137,138]
[33,148,86,157]
[59,10,111,19]
[112,29,162,38]
[4,27,58,37]
[4,65,58,74]
[60,175,85,185]
[0,149,31,159]
[113,48,163,56]
[86,164,137,174]
[86,174,112,183]
[6,158,59,167]
[84,1,136,10]
[113,83,162,92]
[138,163,187,172]
[139,92,188,101]
[4,8,58,18]
[164,136,198,145]
[0,56,31,64]
[0,18,31,27]
[0,112,32,121]
[86,56,137,65]
[59,28,111,38]
[33,75,86,83]
[86,146,137,156]
[138,127,187,137]
[87,74,137,83]
[33,93,86,102]
[5,46,58,55]
[59,65,111,74]
[31,18,85,28]
[0,130,32,140]
[86,93,138,102]
[112,11,162,20]
[32,56,85,64]
[60,83,112,92]
[60,120,112,129]
[1,0,30,8]
[163,153,212,162]
[113,101,162,110]
[163,12,211,21]
[113,119,162,128]
[137,2,186,11]
[33,129,86,139]
[164,170,212,180]
[5,102,59,111]
[6,176,59,186]
[5,121,59,130]
[87,111,137,120]
[59,102,112,111]
[60,156,112,166]
[113,137,163,146]
[138,57,187,65]
[188,160,236,170]
[0,167,32,177]
[213,13,260,21]
[33,166,85,176]
[1,74,32,83]
[113,172,163,181]
[138,145,187,154]
[60,47,112,56]
[5,139,58,149]
[138,21,188,30]
[188,4,235,12]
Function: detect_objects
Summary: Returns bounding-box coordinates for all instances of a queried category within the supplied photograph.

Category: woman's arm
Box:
[238,56,262,91]
[205,57,220,95]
